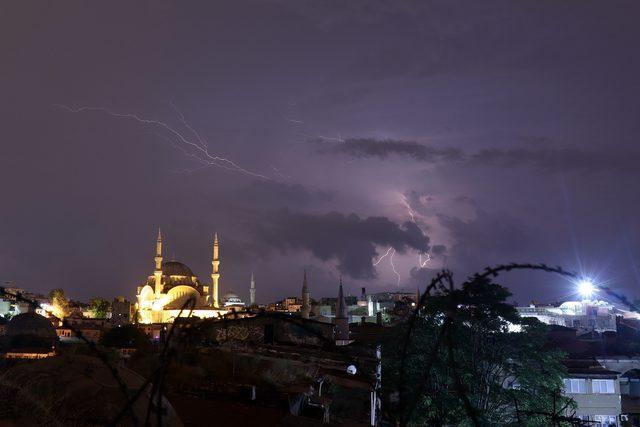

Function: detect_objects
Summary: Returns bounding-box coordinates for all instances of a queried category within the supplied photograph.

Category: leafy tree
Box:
[100,324,151,352]
[48,288,70,318]
[88,297,111,318]
[384,276,575,426]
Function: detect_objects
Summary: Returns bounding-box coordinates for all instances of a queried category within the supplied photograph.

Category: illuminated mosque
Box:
[135,230,235,324]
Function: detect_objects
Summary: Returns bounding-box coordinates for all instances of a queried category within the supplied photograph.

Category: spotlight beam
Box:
[577,279,596,299]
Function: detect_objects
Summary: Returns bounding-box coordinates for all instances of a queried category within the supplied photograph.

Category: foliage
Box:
[383,276,575,426]
[48,288,70,318]
[89,297,111,318]
[100,324,151,352]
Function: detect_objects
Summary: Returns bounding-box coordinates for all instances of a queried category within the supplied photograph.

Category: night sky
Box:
[2,1,640,304]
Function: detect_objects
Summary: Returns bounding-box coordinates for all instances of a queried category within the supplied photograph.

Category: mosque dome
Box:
[6,312,57,351]
[145,260,201,291]
[162,261,195,277]
[222,292,244,307]
[7,312,56,340]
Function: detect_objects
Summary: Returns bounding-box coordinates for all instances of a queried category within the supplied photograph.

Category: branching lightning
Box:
[400,194,417,223]
[419,253,431,268]
[167,101,208,152]
[373,246,401,287]
[55,104,271,180]
[399,192,432,269]
[270,165,291,182]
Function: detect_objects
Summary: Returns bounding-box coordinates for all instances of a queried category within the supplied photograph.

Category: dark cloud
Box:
[1,0,640,303]
[255,209,429,279]
[469,147,640,173]
[437,209,543,277]
[431,244,447,256]
[318,138,463,162]
[318,137,640,174]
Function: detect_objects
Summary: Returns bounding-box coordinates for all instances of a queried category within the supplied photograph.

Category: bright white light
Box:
[577,280,596,298]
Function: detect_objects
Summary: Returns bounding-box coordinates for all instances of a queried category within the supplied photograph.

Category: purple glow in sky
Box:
[1,1,640,304]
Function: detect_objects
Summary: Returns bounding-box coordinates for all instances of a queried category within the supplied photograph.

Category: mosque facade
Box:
[135,230,230,324]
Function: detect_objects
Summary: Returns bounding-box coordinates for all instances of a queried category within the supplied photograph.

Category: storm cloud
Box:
[469,147,640,173]
[2,0,640,302]
[255,209,430,279]
[319,137,640,174]
[320,138,463,163]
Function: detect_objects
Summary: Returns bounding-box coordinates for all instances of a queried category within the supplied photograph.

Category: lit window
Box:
[594,414,617,426]
[592,379,615,394]
[563,378,587,394]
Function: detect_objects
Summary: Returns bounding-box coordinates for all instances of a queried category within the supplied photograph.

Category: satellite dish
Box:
[346,365,357,375]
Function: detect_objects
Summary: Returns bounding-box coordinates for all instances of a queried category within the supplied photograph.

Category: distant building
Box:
[371,291,419,303]
[563,359,621,425]
[517,300,620,334]
[301,271,311,319]
[249,273,256,306]
[56,316,109,343]
[187,311,379,425]
[314,286,387,325]
[283,296,301,313]
[111,296,131,326]
[334,280,350,346]
[0,282,36,317]
[134,230,230,323]
[222,292,245,308]
[2,309,57,359]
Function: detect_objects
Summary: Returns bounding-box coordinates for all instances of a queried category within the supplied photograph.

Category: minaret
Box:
[334,277,350,344]
[301,270,310,319]
[249,272,256,306]
[154,228,163,296]
[211,233,220,308]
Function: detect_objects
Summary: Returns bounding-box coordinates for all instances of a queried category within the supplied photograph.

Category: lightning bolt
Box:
[400,194,417,223]
[399,193,431,269]
[270,165,291,182]
[419,253,431,268]
[373,246,394,266]
[373,246,401,287]
[167,101,208,152]
[389,248,401,287]
[55,104,271,181]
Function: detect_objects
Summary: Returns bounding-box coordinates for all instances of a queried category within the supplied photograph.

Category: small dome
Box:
[162,261,194,277]
[222,292,244,307]
[222,292,239,300]
[7,312,56,338]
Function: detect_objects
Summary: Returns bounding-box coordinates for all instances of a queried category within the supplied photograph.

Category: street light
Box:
[577,279,596,299]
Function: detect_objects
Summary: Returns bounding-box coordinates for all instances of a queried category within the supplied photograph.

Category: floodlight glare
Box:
[577,280,596,298]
